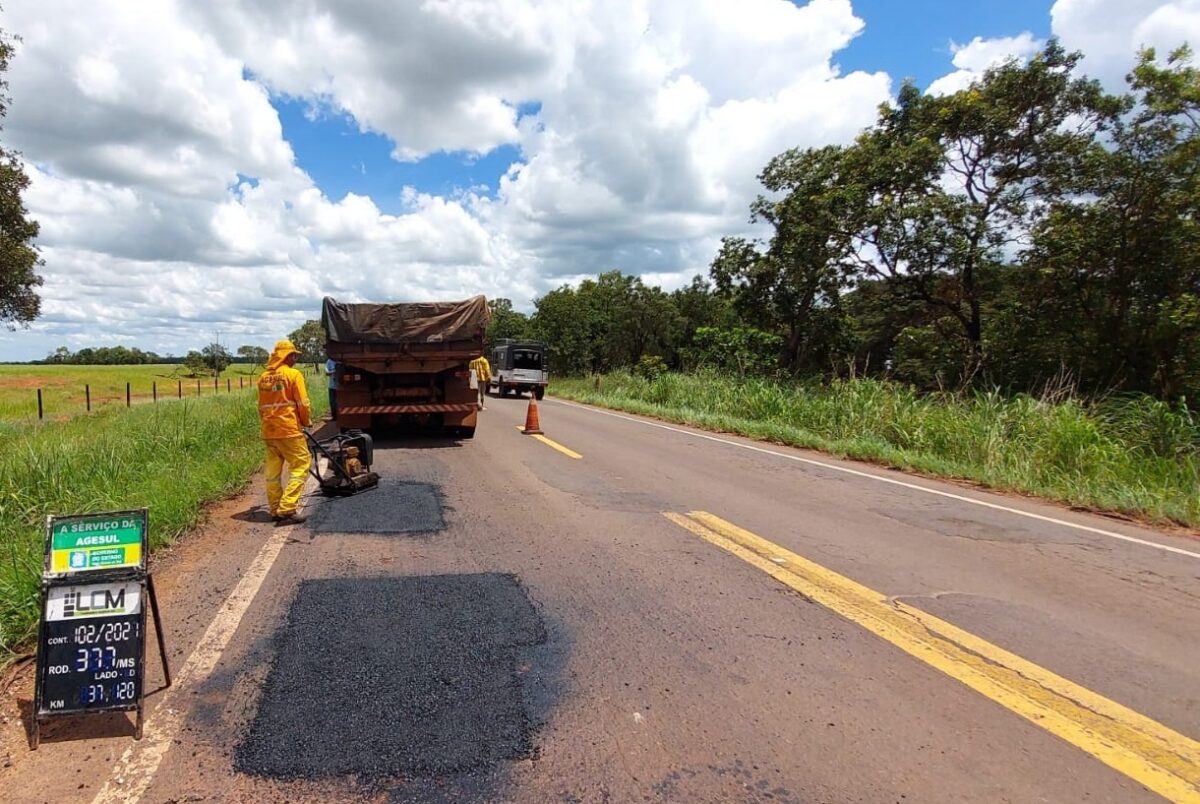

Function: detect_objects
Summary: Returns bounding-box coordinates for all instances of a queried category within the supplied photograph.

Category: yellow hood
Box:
[267,340,300,369]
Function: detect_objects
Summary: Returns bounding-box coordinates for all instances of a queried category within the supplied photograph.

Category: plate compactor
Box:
[305,429,380,495]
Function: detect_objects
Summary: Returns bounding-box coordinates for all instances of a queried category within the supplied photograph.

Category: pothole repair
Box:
[306,478,445,534]
[234,573,548,780]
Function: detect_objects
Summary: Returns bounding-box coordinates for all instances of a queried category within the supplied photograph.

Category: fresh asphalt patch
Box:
[234,573,549,780]
[306,477,445,534]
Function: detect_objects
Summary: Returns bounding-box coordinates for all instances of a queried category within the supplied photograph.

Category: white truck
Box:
[487,340,549,399]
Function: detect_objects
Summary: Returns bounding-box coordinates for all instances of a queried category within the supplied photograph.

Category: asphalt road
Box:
[3,394,1199,803]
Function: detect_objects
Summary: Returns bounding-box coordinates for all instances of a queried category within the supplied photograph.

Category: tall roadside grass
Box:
[0,384,328,661]
[551,372,1200,527]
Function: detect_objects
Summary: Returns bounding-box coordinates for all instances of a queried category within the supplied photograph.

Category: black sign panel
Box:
[35,579,146,717]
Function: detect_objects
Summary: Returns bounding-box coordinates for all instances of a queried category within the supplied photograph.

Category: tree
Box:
[837,41,1114,384]
[1027,46,1200,400]
[288,320,326,371]
[712,145,855,373]
[530,285,595,375]
[201,343,231,375]
[237,344,269,368]
[684,326,783,379]
[670,276,732,368]
[183,351,207,377]
[485,298,530,351]
[0,26,42,326]
[45,346,71,364]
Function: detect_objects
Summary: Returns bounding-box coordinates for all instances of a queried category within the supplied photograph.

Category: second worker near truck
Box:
[258,339,313,526]
[469,353,491,410]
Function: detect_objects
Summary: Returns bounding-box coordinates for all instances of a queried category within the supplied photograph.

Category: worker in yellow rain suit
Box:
[469,354,491,410]
[258,340,313,526]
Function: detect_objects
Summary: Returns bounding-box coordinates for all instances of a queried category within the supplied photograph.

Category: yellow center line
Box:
[514,425,582,459]
[664,511,1200,803]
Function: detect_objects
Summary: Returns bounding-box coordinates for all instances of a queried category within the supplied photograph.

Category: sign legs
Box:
[147,575,172,689]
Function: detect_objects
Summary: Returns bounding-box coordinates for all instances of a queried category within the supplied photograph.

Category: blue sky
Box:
[839,0,1053,85]
[274,98,537,215]
[276,1,1056,215]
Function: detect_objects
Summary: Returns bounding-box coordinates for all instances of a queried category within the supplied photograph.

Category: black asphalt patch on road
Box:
[307,478,444,534]
[234,573,548,780]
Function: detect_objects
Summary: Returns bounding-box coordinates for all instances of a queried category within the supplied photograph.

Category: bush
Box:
[634,354,668,380]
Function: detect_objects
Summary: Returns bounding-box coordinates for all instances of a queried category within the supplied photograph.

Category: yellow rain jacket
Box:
[470,355,491,383]
[257,341,312,439]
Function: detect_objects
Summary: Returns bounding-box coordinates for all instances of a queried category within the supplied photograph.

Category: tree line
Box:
[37,323,325,375]
[498,41,1200,401]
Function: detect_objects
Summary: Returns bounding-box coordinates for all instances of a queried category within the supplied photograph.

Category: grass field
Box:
[0,365,328,662]
[551,372,1200,528]
[0,363,264,422]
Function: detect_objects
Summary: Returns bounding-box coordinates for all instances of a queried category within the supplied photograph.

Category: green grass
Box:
[551,372,1200,527]
[0,368,328,661]
[0,363,263,423]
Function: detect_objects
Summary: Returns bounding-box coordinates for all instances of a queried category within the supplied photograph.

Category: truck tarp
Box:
[322,296,490,344]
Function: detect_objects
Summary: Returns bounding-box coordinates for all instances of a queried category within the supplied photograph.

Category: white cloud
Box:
[1051,0,1200,88]
[927,32,1044,96]
[2,0,889,359]
[923,2,1200,99]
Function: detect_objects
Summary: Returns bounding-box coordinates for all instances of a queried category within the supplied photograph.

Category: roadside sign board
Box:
[36,580,145,716]
[32,508,166,748]
[44,511,147,576]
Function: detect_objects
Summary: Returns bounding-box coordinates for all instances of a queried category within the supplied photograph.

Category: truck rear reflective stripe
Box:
[338,404,479,414]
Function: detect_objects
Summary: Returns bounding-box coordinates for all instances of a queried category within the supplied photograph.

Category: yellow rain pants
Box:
[265,435,311,516]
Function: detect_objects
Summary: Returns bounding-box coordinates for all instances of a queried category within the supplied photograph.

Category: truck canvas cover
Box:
[322,296,490,344]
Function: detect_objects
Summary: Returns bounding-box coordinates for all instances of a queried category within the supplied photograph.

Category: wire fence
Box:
[4,367,326,424]
[32,375,252,421]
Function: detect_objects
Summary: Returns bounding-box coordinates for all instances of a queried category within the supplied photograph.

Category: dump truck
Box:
[322,295,490,438]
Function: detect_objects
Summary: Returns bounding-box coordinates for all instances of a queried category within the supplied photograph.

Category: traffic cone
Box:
[522,396,544,435]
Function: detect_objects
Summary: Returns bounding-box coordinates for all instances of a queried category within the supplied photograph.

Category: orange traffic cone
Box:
[522,396,544,435]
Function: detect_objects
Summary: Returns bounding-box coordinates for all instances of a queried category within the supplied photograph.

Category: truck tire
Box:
[452,426,475,439]
[534,386,545,400]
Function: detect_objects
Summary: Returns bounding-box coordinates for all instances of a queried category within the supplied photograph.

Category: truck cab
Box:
[489,340,549,399]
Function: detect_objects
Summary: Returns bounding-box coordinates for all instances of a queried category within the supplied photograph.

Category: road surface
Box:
[2,395,1198,803]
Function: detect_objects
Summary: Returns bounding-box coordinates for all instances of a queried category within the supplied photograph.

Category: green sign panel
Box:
[45,511,147,575]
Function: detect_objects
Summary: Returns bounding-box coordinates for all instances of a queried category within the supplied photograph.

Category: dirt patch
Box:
[0,376,72,390]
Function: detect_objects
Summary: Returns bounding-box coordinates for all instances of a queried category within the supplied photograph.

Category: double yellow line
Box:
[665,511,1200,803]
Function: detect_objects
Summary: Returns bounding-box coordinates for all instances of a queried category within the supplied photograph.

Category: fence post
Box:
[240,376,244,390]
[227,378,231,393]
[86,384,91,412]
[126,382,131,407]
[196,379,201,396]
[153,381,157,403]
[214,375,218,391]
[178,380,182,399]
[37,388,43,421]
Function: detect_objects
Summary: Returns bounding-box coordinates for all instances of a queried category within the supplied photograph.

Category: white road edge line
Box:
[551,398,1200,560]
[91,472,315,804]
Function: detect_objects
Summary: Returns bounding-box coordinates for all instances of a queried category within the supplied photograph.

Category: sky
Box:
[1,0,1198,361]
